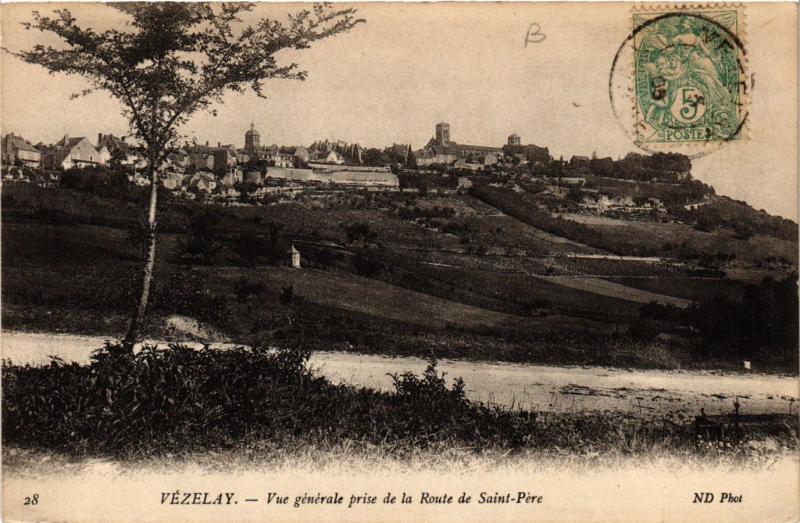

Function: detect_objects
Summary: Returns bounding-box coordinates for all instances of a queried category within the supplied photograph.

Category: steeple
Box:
[245,123,260,154]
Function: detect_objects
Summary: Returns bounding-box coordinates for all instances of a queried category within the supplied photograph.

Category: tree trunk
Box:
[122,165,159,351]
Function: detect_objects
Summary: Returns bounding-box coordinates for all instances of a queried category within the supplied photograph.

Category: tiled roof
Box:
[61,137,86,149]
[5,134,40,153]
[101,135,131,153]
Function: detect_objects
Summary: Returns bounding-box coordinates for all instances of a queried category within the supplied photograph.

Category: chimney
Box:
[217,142,221,148]
[205,141,209,147]
[98,133,103,146]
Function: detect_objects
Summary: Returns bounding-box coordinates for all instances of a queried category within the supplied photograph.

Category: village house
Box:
[684,200,711,211]
[42,135,105,170]
[166,149,190,173]
[187,172,217,193]
[258,145,293,168]
[452,158,483,171]
[218,185,241,199]
[219,168,243,188]
[387,143,412,165]
[160,170,185,191]
[483,152,500,166]
[236,150,251,164]
[188,143,216,172]
[96,133,145,167]
[96,144,112,166]
[1,133,42,168]
[581,193,636,212]
[320,149,345,165]
[283,145,310,165]
[414,146,456,167]
[213,143,238,172]
[308,139,362,165]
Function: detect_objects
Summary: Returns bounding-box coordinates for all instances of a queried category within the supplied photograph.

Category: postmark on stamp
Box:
[609,6,751,157]
[633,10,744,144]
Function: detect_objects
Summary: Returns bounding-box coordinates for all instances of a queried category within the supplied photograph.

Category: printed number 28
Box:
[24,494,39,505]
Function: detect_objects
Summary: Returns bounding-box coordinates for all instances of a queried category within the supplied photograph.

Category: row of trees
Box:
[361,146,411,168]
[535,152,692,183]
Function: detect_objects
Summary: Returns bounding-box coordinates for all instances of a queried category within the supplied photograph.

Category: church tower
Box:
[245,122,261,155]
[508,133,521,146]
[435,122,451,146]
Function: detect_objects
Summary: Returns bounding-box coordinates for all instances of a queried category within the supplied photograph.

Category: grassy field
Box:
[532,275,690,307]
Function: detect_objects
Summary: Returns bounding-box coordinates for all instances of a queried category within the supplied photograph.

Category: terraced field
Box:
[532,275,691,308]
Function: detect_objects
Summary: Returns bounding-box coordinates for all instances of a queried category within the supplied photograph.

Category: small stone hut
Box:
[287,244,301,269]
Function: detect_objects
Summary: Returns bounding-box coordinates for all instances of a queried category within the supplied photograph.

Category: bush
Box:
[2,342,313,455]
[2,344,537,457]
[343,222,377,244]
[627,320,659,342]
[234,276,266,304]
[150,271,233,328]
[60,165,135,200]
[233,230,282,267]
[177,210,225,266]
[279,285,295,305]
[352,252,383,277]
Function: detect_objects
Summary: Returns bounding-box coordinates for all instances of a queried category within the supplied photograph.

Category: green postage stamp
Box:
[632,10,746,145]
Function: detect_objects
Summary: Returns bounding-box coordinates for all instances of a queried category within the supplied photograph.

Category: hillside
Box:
[2,179,797,371]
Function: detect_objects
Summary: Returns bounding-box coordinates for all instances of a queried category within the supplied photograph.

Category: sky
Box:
[1,2,797,220]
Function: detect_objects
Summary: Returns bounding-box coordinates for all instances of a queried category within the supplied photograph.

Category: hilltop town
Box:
[5,121,703,214]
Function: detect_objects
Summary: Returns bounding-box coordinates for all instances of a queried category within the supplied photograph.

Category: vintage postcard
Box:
[1,2,798,522]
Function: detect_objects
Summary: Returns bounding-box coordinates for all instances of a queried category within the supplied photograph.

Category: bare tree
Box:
[8,3,363,350]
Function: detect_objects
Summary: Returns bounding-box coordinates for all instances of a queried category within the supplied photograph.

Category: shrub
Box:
[343,222,377,244]
[279,285,295,305]
[60,165,135,199]
[2,344,535,456]
[733,222,754,240]
[178,210,223,266]
[627,320,659,342]
[352,252,383,277]
[233,231,282,267]
[150,271,233,328]
[2,342,313,455]
[234,276,266,304]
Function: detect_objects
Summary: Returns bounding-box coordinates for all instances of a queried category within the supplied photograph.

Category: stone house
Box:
[42,135,105,170]
[1,133,41,168]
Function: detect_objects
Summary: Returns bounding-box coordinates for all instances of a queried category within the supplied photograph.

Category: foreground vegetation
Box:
[3,343,797,460]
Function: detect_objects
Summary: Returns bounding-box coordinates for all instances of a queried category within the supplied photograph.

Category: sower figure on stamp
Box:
[648,16,733,109]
